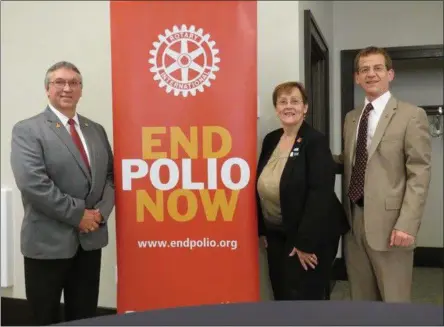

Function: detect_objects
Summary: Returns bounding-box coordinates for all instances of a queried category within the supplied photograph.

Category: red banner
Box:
[110,1,259,313]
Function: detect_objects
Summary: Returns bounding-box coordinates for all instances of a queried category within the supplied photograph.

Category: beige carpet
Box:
[331,267,443,305]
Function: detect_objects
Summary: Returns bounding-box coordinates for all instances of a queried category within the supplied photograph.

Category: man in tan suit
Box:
[334,46,431,302]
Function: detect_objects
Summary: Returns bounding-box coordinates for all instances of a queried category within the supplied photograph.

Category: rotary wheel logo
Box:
[149,24,220,97]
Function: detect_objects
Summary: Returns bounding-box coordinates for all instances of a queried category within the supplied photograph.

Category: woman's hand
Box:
[289,247,318,270]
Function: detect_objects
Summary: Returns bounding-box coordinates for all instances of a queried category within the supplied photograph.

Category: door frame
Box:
[339,44,444,275]
[304,9,335,298]
[304,9,330,144]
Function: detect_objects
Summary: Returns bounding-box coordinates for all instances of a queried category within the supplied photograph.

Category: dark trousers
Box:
[24,246,102,325]
[266,229,339,300]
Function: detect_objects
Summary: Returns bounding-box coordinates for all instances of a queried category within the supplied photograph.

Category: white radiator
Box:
[1,187,14,287]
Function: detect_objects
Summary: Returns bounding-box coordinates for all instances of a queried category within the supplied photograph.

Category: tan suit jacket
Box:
[336,96,432,251]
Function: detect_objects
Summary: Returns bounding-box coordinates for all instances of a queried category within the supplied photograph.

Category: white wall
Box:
[333,1,443,50]
[1,0,305,307]
[258,1,302,145]
[333,0,444,248]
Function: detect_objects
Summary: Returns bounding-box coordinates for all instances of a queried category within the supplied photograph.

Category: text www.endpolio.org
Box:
[138,238,238,250]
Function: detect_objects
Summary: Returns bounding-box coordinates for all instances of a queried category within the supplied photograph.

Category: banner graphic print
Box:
[110,1,259,313]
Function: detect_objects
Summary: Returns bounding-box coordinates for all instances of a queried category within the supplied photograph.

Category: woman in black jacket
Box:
[256,81,349,300]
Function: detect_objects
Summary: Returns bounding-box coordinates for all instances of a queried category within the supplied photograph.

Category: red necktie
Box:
[68,119,90,171]
[348,103,374,203]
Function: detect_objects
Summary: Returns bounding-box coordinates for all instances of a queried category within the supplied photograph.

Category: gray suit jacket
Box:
[10,107,115,259]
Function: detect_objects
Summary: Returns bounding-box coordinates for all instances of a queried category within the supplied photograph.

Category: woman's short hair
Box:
[272,81,308,107]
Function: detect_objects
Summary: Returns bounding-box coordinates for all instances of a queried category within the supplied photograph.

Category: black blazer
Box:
[256,121,349,253]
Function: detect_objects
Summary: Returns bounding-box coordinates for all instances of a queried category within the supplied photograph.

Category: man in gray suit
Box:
[10,61,114,325]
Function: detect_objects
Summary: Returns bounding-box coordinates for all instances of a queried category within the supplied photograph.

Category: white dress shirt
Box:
[356,91,391,149]
[48,104,91,165]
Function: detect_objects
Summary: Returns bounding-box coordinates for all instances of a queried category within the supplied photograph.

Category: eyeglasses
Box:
[49,79,82,89]
[277,99,303,106]
[358,65,387,75]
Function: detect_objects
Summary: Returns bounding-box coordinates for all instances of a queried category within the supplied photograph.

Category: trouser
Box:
[266,229,339,301]
[24,246,102,325]
[344,204,413,302]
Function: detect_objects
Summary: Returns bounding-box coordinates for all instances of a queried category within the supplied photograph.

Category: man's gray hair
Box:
[44,61,82,90]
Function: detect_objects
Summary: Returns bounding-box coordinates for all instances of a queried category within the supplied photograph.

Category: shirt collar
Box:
[48,103,79,126]
[364,90,391,115]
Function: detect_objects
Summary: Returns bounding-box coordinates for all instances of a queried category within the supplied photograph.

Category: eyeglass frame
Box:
[357,64,389,75]
[49,78,83,89]
[276,98,305,106]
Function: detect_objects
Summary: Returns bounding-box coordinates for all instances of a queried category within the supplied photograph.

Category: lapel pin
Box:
[84,123,89,127]
[297,137,303,143]
[290,147,300,157]
[56,123,61,128]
